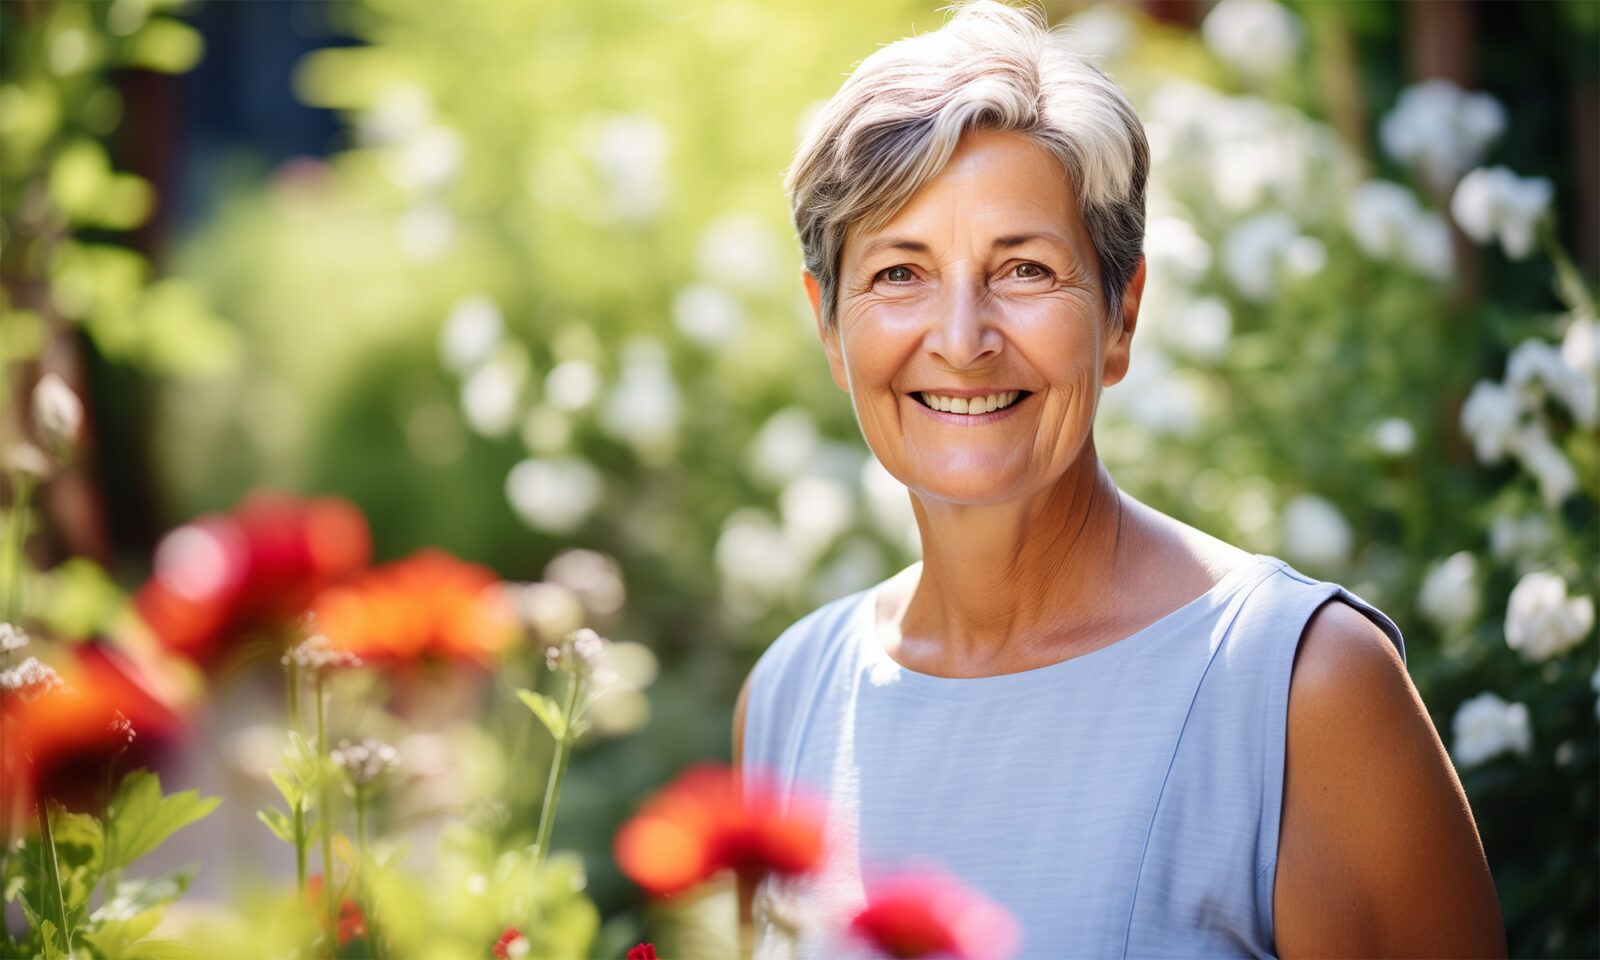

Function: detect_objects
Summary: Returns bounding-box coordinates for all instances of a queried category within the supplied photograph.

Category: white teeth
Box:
[919,391,1020,415]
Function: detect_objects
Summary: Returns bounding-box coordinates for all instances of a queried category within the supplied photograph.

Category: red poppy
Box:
[310,549,516,663]
[306,873,368,947]
[492,926,529,959]
[848,868,1019,960]
[613,764,824,898]
[626,943,658,960]
[1,642,184,820]
[134,490,371,665]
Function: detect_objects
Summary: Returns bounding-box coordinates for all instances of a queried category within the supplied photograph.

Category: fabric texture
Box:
[741,554,1403,959]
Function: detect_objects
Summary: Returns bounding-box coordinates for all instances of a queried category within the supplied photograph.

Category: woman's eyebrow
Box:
[857,238,931,259]
[991,232,1071,250]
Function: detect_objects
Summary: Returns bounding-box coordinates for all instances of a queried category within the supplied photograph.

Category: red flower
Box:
[306,873,368,947]
[848,868,1019,960]
[613,764,824,898]
[492,926,529,959]
[626,943,658,960]
[310,549,517,663]
[134,490,371,664]
[1,642,184,819]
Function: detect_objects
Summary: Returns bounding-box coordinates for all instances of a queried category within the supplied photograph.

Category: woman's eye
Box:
[879,266,915,283]
[1013,262,1047,279]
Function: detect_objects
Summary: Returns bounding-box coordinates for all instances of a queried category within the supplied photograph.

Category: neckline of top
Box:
[852,554,1285,693]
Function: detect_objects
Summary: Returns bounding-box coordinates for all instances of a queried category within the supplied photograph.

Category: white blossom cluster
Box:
[281,632,362,672]
[1451,691,1532,768]
[0,656,64,702]
[1503,571,1594,663]
[0,623,29,653]
[1379,79,1506,190]
[1344,180,1453,281]
[1200,0,1303,80]
[1460,317,1596,507]
[1451,166,1553,262]
[1417,552,1480,633]
[332,737,399,786]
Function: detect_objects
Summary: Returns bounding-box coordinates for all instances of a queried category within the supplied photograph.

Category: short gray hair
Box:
[786,0,1149,329]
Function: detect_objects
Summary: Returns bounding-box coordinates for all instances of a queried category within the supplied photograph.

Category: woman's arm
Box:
[1274,600,1507,958]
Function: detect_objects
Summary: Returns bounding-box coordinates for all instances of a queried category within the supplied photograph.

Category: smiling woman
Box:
[734,2,1507,958]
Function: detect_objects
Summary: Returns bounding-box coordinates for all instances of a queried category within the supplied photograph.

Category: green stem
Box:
[316,671,336,950]
[36,802,69,951]
[532,672,583,867]
[355,785,383,960]
[1542,226,1597,320]
[293,799,308,899]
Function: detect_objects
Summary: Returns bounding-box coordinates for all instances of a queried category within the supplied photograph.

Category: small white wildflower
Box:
[1418,552,1480,632]
[1562,317,1598,377]
[1504,571,1594,662]
[1380,81,1506,189]
[545,628,612,683]
[281,633,362,671]
[1506,337,1597,429]
[1345,181,1455,281]
[1221,212,1301,302]
[1451,691,1531,768]
[0,656,65,701]
[1202,0,1303,79]
[0,623,28,653]
[1459,380,1525,464]
[1372,417,1416,456]
[331,737,399,786]
[31,373,83,454]
[1511,425,1579,507]
[1451,166,1554,261]
[1281,494,1353,569]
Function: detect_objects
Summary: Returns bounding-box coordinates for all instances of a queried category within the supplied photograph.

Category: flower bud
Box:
[31,373,83,455]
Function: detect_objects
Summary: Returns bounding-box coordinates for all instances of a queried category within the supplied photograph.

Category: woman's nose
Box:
[923,281,1002,369]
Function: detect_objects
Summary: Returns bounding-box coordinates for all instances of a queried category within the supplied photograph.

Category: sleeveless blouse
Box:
[741,555,1404,959]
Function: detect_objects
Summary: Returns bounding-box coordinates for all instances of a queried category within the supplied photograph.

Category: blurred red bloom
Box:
[310,548,517,663]
[306,873,368,947]
[613,764,824,898]
[1,642,184,820]
[626,943,658,960]
[492,926,530,959]
[848,868,1019,960]
[134,490,371,664]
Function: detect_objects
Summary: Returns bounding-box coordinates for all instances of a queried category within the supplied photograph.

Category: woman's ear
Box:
[804,271,850,392]
[1101,258,1146,388]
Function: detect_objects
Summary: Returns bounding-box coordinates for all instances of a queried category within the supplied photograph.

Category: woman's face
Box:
[810,129,1142,507]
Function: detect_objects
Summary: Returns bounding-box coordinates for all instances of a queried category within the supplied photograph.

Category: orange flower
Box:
[310,549,517,663]
[492,927,530,959]
[306,873,368,947]
[848,868,1019,960]
[613,764,824,898]
[134,490,371,664]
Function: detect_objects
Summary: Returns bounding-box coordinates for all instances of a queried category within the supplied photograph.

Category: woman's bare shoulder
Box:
[1274,600,1506,958]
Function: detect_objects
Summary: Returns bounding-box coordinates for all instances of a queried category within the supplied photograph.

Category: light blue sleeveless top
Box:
[741,555,1404,959]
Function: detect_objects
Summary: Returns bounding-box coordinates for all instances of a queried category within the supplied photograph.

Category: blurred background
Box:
[1,0,1596,957]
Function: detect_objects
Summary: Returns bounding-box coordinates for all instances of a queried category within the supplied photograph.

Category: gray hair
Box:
[786,0,1149,329]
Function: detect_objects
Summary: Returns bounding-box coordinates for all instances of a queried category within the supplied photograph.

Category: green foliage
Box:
[518,689,568,743]
[104,772,222,875]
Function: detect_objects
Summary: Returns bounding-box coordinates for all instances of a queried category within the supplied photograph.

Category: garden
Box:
[1,1,1595,957]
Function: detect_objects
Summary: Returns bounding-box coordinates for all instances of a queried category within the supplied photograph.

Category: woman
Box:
[735,2,1505,958]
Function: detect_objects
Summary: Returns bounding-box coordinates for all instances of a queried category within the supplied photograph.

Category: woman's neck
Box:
[888,448,1152,676]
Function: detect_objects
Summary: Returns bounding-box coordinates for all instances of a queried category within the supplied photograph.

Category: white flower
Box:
[601,338,680,462]
[505,457,603,534]
[0,656,64,701]
[1506,338,1597,429]
[31,372,83,453]
[1451,692,1531,767]
[0,623,29,653]
[331,737,399,786]
[438,296,503,374]
[1489,512,1552,568]
[1459,379,1524,463]
[544,548,626,619]
[1201,0,1302,79]
[697,213,782,293]
[1451,166,1553,260]
[1379,80,1506,189]
[1418,552,1480,632]
[673,283,745,347]
[1371,417,1416,456]
[583,111,669,221]
[1060,5,1135,60]
[1344,180,1454,281]
[1504,571,1594,662]
[281,632,361,672]
[1562,317,1598,377]
[1281,494,1352,569]
[747,407,819,489]
[1220,212,1301,302]
[1511,424,1578,507]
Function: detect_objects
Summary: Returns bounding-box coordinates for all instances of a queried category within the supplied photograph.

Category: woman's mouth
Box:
[913,390,1027,415]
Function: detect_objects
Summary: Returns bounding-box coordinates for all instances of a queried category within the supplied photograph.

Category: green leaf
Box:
[257,807,296,844]
[93,867,195,924]
[518,689,567,740]
[40,920,65,960]
[268,768,303,808]
[81,907,166,956]
[103,770,221,874]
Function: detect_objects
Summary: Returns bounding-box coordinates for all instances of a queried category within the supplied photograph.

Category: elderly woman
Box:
[734,3,1505,958]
